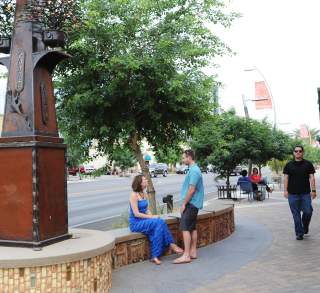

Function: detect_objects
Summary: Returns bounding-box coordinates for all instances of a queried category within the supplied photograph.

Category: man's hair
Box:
[294,145,304,152]
[184,149,195,160]
[241,170,248,177]
[132,175,144,192]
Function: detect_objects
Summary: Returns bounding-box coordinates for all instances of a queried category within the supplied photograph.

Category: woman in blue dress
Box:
[129,175,183,265]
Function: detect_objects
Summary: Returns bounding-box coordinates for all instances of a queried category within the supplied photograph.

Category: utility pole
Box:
[242,94,252,175]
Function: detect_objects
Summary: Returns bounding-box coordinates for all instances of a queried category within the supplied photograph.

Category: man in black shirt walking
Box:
[283,145,317,240]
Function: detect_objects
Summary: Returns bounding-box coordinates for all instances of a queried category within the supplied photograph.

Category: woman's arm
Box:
[129,193,157,219]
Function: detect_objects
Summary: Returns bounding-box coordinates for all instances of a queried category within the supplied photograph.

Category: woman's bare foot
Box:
[152,257,161,265]
[170,244,184,255]
[173,255,191,264]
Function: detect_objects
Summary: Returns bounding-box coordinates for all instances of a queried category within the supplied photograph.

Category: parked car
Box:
[79,165,96,175]
[149,163,168,177]
[68,166,79,176]
[176,165,189,174]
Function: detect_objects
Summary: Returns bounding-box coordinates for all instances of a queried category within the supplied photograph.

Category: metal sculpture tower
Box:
[0,0,70,247]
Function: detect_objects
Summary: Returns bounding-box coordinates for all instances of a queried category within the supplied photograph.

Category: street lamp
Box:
[241,94,268,119]
[244,66,277,128]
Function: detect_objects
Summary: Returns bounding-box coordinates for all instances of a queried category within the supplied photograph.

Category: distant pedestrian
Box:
[174,150,204,264]
[283,145,317,240]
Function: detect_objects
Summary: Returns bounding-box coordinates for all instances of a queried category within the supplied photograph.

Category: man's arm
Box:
[310,174,317,199]
[180,186,196,214]
[284,174,289,198]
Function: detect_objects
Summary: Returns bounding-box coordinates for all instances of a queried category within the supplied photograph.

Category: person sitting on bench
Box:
[250,168,273,194]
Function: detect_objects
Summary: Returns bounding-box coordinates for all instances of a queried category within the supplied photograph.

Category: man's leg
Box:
[173,231,192,263]
[190,229,197,258]
[288,194,304,237]
[182,231,192,257]
[301,193,313,234]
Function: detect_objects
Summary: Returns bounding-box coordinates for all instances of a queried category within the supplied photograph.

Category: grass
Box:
[111,200,179,229]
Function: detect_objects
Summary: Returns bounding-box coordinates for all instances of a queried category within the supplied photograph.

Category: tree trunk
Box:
[248,159,253,175]
[226,173,231,199]
[258,164,262,175]
[130,133,157,214]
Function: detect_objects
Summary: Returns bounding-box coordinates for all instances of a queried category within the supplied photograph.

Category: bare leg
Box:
[170,243,183,254]
[190,230,197,259]
[173,231,192,264]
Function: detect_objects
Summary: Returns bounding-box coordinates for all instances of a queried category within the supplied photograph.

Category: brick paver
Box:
[195,192,320,293]
[111,190,320,293]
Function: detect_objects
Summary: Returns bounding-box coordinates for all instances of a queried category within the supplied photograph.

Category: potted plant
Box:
[0,0,15,54]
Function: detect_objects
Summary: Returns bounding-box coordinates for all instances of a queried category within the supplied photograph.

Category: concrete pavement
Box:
[111,191,320,293]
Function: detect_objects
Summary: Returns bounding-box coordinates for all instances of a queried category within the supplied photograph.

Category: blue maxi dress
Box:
[129,199,174,258]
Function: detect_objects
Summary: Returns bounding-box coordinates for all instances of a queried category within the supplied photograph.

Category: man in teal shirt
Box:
[174,150,204,264]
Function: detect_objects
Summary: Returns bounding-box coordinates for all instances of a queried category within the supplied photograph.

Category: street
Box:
[68,173,235,230]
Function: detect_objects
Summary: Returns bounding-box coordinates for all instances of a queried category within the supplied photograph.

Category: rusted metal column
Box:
[0,0,70,247]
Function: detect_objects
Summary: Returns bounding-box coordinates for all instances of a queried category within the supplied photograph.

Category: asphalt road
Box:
[68,173,236,230]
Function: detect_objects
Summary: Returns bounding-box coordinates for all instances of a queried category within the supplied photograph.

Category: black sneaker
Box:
[296,235,304,240]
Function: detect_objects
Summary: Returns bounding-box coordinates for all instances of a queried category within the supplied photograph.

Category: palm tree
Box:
[293,126,320,145]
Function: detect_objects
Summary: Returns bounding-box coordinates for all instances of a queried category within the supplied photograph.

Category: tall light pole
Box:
[244,66,277,128]
[241,94,268,175]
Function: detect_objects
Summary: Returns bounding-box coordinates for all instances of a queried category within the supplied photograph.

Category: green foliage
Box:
[293,126,320,145]
[268,159,288,175]
[110,146,137,171]
[192,111,293,177]
[0,0,81,38]
[64,132,91,167]
[303,144,320,165]
[112,211,130,229]
[154,145,182,166]
[0,0,15,37]
[56,0,237,161]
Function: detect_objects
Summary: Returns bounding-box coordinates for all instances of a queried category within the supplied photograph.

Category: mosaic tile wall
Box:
[0,250,113,293]
[113,207,235,269]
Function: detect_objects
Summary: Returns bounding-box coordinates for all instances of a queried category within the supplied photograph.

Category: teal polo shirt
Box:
[180,164,205,209]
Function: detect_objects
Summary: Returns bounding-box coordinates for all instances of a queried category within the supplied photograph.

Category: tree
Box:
[250,121,293,172]
[192,111,252,196]
[303,144,320,165]
[56,0,237,213]
[192,111,294,196]
[0,0,15,38]
[154,145,182,169]
[293,126,320,145]
[111,146,137,173]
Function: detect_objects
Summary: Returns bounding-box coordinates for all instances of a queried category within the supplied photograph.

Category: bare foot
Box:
[152,257,161,265]
[190,249,197,259]
[173,255,191,264]
[170,244,184,255]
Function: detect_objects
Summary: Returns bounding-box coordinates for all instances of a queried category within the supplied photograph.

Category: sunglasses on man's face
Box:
[294,150,303,153]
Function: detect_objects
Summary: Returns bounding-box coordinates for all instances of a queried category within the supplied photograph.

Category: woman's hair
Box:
[252,167,259,174]
[132,175,144,192]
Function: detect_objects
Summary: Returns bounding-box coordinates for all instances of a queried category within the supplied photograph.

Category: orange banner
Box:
[255,81,273,110]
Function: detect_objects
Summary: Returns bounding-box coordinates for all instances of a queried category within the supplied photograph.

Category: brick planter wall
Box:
[112,205,235,269]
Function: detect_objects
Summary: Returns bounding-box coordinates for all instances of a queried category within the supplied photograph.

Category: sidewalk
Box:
[111,192,320,293]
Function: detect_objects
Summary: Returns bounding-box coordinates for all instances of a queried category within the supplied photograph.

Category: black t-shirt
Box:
[283,159,315,194]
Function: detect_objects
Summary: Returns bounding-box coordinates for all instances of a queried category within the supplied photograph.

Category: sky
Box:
[214,0,320,133]
[1,0,320,133]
